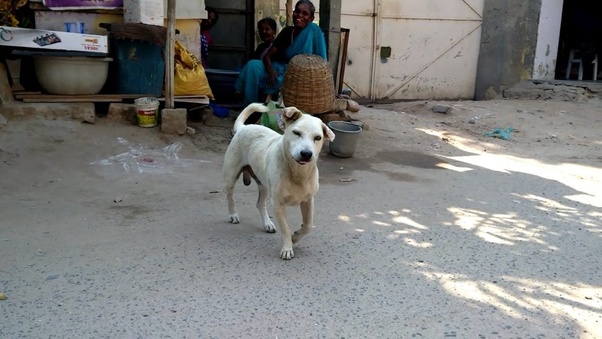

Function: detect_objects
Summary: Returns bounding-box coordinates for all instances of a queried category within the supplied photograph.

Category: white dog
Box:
[223,103,335,260]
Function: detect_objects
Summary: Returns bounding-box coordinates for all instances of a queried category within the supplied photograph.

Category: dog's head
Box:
[281,107,335,165]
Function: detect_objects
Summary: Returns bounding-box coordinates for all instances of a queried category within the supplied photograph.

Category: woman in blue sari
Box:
[235,0,327,105]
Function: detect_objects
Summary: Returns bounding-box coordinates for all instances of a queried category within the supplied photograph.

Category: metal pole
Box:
[165,0,176,109]
[319,0,342,88]
[369,0,380,101]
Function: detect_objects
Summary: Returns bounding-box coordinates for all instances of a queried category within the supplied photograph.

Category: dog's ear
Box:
[281,106,303,125]
[323,123,335,141]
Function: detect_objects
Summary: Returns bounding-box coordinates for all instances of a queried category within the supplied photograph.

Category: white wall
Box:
[532,0,564,80]
[163,0,206,19]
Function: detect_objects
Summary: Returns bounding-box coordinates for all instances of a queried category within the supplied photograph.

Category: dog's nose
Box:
[300,150,313,161]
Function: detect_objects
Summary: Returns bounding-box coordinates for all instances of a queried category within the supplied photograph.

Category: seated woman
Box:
[235,0,326,106]
[252,17,277,61]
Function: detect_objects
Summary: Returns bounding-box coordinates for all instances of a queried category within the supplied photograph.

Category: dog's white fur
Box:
[223,103,335,259]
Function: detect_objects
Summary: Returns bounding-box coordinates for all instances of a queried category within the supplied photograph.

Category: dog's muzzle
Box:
[296,150,313,164]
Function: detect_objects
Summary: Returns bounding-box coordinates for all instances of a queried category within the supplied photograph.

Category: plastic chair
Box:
[565,49,598,80]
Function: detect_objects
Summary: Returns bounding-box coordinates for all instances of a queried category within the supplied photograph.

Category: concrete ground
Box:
[0,98,600,338]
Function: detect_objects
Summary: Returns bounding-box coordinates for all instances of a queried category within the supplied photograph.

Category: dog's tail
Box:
[233,103,270,135]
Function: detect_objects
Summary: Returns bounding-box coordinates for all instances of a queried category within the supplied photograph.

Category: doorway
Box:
[555,0,602,81]
[205,0,255,70]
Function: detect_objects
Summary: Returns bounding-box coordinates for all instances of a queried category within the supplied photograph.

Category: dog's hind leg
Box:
[226,183,240,224]
[257,183,276,233]
[292,197,314,244]
[275,204,294,260]
[224,167,242,224]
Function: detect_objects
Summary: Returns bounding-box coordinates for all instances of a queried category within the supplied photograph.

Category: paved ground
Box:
[0,98,600,338]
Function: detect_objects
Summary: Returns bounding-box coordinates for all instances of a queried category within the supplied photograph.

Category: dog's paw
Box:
[280,247,294,260]
[229,214,240,224]
[292,224,311,244]
[264,220,276,233]
[292,231,303,244]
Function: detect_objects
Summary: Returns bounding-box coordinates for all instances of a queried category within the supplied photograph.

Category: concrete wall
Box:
[475,0,542,100]
[256,0,280,28]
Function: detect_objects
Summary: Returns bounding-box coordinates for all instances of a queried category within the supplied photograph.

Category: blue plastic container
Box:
[209,103,230,118]
[112,39,165,97]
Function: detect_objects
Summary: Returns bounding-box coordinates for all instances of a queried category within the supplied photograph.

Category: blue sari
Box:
[235,23,327,105]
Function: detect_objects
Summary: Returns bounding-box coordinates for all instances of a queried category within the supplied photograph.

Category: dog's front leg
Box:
[292,197,314,244]
[274,204,294,260]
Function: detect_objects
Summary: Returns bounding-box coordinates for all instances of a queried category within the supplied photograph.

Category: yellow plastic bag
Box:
[173,41,214,98]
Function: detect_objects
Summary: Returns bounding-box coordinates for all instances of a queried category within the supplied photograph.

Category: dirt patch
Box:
[362,98,602,166]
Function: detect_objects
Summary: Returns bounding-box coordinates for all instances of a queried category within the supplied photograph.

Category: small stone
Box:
[332,98,348,112]
[346,99,361,112]
[46,274,60,281]
[432,105,451,114]
[186,126,196,135]
[161,108,188,135]
[468,117,478,124]
[113,197,123,203]
[0,293,7,300]
[339,177,354,182]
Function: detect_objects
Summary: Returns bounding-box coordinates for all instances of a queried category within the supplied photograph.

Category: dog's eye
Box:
[293,130,301,137]
[314,135,322,141]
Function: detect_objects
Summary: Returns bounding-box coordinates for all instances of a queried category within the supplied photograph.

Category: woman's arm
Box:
[263,26,292,88]
[262,45,279,88]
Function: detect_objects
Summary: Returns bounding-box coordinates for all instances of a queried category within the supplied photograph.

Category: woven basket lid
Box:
[281,54,335,114]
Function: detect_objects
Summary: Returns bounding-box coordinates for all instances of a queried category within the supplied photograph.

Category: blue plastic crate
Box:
[111,39,165,97]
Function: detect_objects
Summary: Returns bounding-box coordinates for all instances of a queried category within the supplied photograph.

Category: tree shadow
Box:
[318,124,601,337]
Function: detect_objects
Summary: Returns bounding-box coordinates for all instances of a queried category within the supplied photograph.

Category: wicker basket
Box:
[281,54,335,114]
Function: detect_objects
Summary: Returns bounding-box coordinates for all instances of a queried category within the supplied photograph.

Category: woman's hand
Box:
[263,45,280,88]
[267,68,277,88]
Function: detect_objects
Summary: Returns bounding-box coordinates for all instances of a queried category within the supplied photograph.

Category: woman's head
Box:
[201,7,219,31]
[293,0,315,29]
[257,17,277,43]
